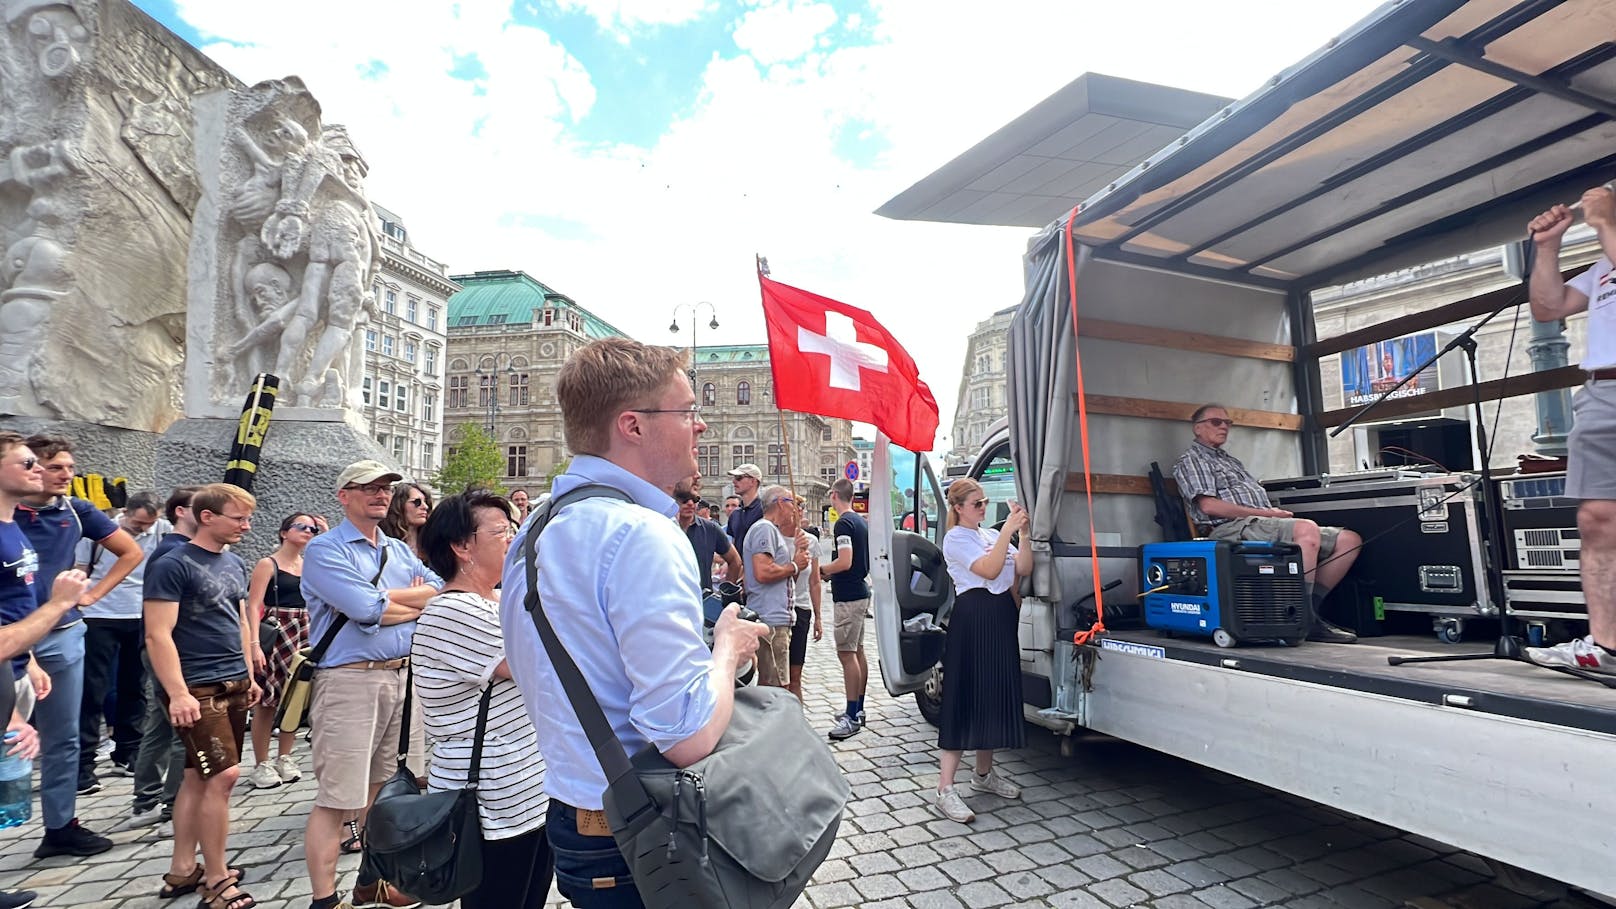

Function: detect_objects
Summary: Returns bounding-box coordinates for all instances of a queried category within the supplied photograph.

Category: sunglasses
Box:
[1196,418,1235,428]
[407,497,427,507]
[289,523,321,534]
[7,456,37,470]
[969,497,989,509]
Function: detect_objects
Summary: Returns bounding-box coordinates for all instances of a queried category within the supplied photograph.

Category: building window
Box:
[507,445,527,478]
[406,297,418,324]
[404,340,416,364]
[822,466,838,484]
[385,289,397,315]
[424,347,437,376]
[378,379,391,404]
[395,383,407,413]
[365,330,377,351]
[478,375,494,407]
[362,376,372,405]
[768,443,786,479]
[427,305,439,332]
[422,443,435,471]
[376,432,389,450]
[448,375,467,408]
[392,435,405,462]
[822,426,832,442]
[422,392,436,423]
[698,444,720,479]
[509,373,529,406]
[382,334,395,357]
[737,381,751,405]
[543,309,553,326]
[731,444,755,469]
[702,383,716,406]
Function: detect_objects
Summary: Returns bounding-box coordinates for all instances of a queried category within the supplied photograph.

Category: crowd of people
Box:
[0,337,1051,909]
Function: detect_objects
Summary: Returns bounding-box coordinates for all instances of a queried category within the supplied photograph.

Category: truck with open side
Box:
[870,0,1616,898]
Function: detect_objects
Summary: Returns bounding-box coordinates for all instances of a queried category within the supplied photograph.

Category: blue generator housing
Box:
[1140,540,1308,648]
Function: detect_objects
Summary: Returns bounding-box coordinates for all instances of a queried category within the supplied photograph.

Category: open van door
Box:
[870,434,950,716]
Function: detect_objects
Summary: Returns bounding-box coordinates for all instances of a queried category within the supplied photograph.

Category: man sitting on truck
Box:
[1172,404,1361,644]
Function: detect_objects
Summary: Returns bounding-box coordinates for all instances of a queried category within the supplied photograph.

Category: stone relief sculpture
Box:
[198,78,380,412]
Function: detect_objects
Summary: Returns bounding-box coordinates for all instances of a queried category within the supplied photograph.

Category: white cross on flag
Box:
[759,272,939,451]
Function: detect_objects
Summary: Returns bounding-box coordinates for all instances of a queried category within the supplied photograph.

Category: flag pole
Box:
[775,406,797,501]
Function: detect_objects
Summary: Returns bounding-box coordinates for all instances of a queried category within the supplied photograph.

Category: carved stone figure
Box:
[5,0,92,80]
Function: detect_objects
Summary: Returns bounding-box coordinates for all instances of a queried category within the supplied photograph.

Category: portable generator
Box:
[1140,540,1308,647]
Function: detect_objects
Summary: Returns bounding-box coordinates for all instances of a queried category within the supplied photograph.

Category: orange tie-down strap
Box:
[1064,206,1105,648]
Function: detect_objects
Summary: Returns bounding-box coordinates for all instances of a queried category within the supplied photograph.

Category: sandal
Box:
[340,818,363,854]
[197,876,256,909]
[159,867,244,900]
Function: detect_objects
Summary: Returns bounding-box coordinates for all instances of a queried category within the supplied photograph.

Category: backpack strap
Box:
[521,484,658,819]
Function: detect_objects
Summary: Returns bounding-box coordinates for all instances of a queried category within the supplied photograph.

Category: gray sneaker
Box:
[933,786,975,823]
[827,713,861,741]
[115,806,165,832]
[970,769,1022,799]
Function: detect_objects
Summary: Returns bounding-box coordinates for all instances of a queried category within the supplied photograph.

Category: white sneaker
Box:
[115,806,164,832]
[970,770,1022,799]
[827,714,861,741]
[249,762,282,789]
[1525,635,1615,675]
[276,754,302,783]
[933,786,975,823]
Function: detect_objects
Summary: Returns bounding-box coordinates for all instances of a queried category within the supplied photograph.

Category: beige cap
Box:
[728,463,762,480]
[334,460,402,492]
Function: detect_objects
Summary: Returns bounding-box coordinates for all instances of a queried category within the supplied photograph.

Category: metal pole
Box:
[1528,317,1573,455]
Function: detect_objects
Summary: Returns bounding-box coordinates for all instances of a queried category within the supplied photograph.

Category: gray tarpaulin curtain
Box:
[1007,220,1088,604]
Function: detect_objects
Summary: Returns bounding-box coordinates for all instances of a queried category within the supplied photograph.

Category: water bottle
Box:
[0,731,34,829]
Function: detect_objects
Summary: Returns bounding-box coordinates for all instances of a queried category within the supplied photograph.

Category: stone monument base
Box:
[0,418,162,492]
[156,418,393,559]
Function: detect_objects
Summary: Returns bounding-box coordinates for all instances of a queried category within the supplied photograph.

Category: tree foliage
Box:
[434,423,506,495]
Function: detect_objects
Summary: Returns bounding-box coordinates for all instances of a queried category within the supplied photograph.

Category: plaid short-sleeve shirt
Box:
[1172,440,1273,526]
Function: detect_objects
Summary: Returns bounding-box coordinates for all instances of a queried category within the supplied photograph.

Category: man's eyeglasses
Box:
[630,404,702,420]
[212,512,253,525]
[344,481,393,495]
[1196,418,1235,428]
[289,523,321,534]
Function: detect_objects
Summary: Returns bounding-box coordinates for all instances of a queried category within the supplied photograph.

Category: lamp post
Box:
[669,302,719,387]
[475,353,516,435]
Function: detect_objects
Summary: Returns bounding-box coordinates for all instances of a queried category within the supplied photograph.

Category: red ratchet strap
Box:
[1063,206,1106,647]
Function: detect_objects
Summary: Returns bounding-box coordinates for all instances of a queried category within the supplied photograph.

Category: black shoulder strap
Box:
[84,542,104,581]
[310,543,388,666]
[522,484,655,811]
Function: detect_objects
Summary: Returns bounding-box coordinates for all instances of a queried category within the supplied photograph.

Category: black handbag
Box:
[362,666,492,905]
[257,558,282,656]
[523,484,848,909]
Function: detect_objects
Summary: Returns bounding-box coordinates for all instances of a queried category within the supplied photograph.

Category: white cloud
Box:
[732,1,838,65]
[162,0,1385,455]
[553,0,713,30]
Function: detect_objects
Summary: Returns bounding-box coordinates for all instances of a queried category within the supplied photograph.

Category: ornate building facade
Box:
[360,204,455,482]
[948,305,1015,465]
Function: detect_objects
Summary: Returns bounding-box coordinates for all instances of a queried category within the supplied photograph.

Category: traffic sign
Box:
[845,461,859,481]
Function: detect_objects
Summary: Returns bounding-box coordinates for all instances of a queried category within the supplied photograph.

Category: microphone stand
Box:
[1329,269,1522,667]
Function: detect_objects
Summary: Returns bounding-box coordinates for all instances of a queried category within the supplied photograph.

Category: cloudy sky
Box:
[142,0,1383,454]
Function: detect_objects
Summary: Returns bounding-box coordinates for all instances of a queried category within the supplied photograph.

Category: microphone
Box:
[1568,181,1616,211]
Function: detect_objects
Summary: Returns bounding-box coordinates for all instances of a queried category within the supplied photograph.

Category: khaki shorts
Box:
[1568,379,1616,500]
[833,599,868,652]
[309,666,414,810]
[160,678,251,779]
[755,625,793,688]
[1209,516,1340,559]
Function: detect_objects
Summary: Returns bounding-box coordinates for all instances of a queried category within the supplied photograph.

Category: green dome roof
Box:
[446,270,625,340]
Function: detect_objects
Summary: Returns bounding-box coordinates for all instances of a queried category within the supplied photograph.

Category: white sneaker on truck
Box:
[1525,635,1615,675]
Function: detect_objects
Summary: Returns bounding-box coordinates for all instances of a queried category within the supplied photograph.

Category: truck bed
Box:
[1098,632,1616,736]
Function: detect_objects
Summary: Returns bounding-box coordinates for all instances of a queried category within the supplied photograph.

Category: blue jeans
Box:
[34,622,86,829]
[132,650,184,813]
[547,801,641,908]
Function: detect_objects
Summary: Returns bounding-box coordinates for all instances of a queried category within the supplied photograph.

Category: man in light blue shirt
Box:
[500,337,768,909]
[300,461,440,909]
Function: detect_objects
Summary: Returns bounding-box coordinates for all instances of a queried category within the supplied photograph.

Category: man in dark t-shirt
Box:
[724,464,764,563]
[821,479,871,740]
[676,487,741,593]
[143,483,259,907]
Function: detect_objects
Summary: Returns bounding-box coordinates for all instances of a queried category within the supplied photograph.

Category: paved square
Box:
[0,619,1593,908]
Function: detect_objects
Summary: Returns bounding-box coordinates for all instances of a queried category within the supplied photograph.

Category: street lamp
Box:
[475,352,516,434]
[669,302,719,385]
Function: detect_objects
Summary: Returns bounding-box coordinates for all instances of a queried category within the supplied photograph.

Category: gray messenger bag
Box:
[522,484,848,909]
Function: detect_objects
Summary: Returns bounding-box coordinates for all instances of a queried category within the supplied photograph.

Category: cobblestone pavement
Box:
[0,618,1593,909]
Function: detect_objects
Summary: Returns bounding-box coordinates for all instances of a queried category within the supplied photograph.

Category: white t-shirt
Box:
[1566,255,1616,369]
[943,525,1018,595]
[412,591,549,840]
[792,530,818,613]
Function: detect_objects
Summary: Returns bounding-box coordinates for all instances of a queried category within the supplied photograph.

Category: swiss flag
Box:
[759,273,940,452]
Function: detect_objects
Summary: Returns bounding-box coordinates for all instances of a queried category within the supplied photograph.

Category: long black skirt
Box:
[937,587,1025,752]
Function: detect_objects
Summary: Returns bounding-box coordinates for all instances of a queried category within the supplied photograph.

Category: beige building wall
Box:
[949,306,1015,464]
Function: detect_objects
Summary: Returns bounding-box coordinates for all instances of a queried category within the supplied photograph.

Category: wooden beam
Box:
[1064,473,1176,497]
[1080,318,1295,362]
[1077,394,1305,432]
[1305,268,1577,359]
[1317,365,1584,427]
